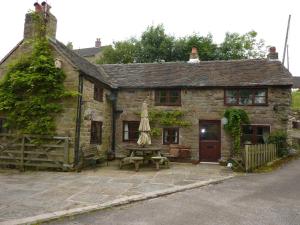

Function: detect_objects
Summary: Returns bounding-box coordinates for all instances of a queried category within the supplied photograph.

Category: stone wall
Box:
[0,42,80,165]
[80,79,112,157]
[115,87,291,161]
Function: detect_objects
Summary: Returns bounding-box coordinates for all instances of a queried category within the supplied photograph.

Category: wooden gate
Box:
[0,134,71,171]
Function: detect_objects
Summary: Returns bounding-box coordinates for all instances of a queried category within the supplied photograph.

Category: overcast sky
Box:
[0,0,299,76]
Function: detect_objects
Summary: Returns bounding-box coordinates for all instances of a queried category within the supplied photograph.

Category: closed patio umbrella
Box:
[137,101,151,146]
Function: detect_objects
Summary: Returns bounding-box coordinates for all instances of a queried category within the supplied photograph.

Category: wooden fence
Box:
[243,144,277,172]
[0,134,71,171]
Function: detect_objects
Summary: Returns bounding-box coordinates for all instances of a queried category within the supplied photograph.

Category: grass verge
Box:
[254,153,300,173]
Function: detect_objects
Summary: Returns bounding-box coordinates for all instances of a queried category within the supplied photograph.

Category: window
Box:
[241,125,270,145]
[123,121,140,142]
[94,84,103,102]
[0,118,8,133]
[163,128,179,144]
[155,89,181,106]
[225,88,267,105]
[90,121,102,144]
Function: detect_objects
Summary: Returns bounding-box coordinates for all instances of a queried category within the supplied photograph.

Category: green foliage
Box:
[148,110,191,137]
[268,130,288,157]
[97,24,266,64]
[0,13,75,135]
[292,91,300,109]
[224,108,249,155]
[218,31,265,60]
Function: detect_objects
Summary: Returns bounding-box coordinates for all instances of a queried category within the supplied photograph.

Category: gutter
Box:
[74,74,83,166]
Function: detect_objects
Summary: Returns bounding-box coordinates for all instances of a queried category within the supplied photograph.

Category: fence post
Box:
[245,145,249,172]
[20,135,25,172]
[64,138,69,165]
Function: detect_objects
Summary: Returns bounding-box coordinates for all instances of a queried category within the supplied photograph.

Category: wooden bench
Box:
[119,156,144,172]
[151,156,169,170]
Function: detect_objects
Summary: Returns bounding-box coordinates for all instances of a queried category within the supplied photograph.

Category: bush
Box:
[268,130,288,157]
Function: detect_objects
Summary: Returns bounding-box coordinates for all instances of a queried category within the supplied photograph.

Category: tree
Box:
[97,39,138,64]
[96,25,266,64]
[218,31,265,60]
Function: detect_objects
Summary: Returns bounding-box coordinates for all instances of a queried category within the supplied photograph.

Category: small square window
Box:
[90,121,102,144]
[155,90,181,106]
[123,121,140,142]
[163,128,179,144]
[94,84,103,102]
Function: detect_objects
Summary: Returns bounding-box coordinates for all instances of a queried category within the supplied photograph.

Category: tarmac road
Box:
[49,158,300,225]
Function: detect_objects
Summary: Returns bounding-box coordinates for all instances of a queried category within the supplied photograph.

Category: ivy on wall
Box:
[148,110,191,137]
[223,108,249,155]
[0,12,76,135]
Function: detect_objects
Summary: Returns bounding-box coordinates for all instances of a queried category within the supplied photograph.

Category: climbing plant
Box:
[223,108,249,155]
[0,12,75,135]
[148,110,191,137]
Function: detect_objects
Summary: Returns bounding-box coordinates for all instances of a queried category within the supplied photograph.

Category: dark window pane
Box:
[123,121,139,142]
[94,84,103,102]
[225,90,238,104]
[200,124,219,140]
[90,121,102,144]
[155,90,181,106]
[163,128,179,144]
[239,90,253,105]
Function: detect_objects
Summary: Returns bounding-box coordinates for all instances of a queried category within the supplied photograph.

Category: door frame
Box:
[199,120,221,162]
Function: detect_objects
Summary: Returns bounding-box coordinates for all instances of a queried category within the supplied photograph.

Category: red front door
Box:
[199,120,221,162]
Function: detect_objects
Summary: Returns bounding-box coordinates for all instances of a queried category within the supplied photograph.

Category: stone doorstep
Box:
[0,175,235,225]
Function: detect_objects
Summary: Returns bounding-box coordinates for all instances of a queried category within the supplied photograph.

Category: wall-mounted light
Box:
[55,58,62,69]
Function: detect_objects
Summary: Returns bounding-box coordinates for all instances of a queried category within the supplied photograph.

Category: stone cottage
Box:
[0,3,293,168]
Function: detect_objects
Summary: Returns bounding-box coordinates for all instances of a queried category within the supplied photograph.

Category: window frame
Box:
[224,88,268,106]
[94,84,104,102]
[163,127,179,145]
[241,124,271,145]
[90,121,103,144]
[155,89,181,106]
[123,121,140,142]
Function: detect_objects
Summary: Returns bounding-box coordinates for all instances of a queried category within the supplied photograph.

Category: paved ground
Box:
[48,158,300,225]
[0,162,233,223]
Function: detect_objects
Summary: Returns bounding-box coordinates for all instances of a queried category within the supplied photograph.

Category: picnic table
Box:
[119,147,169,171]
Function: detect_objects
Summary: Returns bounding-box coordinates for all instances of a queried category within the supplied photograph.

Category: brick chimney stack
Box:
[188,47,200,63]
[95,38,101,48]
[267,46,279,60]
[24,2,57,39]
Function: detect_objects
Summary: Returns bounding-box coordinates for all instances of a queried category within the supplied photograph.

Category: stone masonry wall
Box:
[80,79,112,157]
[0,43,80,165]
[115,87,291,161]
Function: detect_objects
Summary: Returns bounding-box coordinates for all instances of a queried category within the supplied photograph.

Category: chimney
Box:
[267,46,279,60]
[24,2,57,39]
[188,47,200,63]
[95,38,101,48]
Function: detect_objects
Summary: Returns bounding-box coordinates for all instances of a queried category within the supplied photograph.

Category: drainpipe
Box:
[111,90,117,153]
[74,74,83,166]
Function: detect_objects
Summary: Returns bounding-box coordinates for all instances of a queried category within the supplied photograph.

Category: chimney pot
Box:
[267,46,278,60]
[188,47,200,63]
[34,2,43,12]
[95,38,101,48]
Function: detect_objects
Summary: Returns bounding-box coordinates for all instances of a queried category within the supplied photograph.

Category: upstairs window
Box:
[90,121,102,144]
[225,88,267,106]
[155,90,181,106]
[94,84,103,102]
[123,121,140,142]
[163,128,179,144]
[242,125,270,145]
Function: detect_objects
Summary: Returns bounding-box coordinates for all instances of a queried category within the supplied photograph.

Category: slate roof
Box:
[293,77,300,88]
[73,47,107,57]
[97,60,293,88]
[49,39,113,87]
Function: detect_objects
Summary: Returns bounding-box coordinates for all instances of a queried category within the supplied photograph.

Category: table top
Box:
[126,147,161,151]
